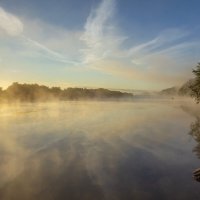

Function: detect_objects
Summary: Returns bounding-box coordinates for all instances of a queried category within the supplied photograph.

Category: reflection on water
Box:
[189,117,200,159]
[181,104,200,159]
[182,104,200,182]
[0,101,200,199]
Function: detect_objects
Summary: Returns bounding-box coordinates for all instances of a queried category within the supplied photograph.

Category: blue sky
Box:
[0,0,200,90]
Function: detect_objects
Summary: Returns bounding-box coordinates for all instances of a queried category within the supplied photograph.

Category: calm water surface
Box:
[0,100,200,199]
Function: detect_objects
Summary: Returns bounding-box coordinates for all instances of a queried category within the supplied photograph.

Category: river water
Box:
[0,100,199,199]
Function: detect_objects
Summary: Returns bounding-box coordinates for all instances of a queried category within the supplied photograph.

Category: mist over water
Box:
[0,100,200,199]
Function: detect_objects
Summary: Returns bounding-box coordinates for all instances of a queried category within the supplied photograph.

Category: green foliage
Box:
[190,63,200,103]
[0,82,133,102]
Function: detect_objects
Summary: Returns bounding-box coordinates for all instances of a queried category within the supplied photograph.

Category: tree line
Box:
[0,83,133,102]
[160,62,200,103]
[190,63,200,103]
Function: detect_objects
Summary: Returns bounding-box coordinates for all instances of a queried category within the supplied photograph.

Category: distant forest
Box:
[0,82,133,102]
[160,79,195,96]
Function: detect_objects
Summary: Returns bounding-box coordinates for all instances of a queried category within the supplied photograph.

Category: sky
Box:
[0,0,200,90]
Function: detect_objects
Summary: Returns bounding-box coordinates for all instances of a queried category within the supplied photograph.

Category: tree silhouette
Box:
[190,63,200,103]
[189,117,200,159]
[0,83,133,102]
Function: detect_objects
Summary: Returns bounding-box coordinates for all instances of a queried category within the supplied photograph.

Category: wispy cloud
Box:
[127,29,190,58]
[80,0,126,64]
[0,6,77,65]
[80,0,200,87]
[0,7,23,36]
[0,0,199,89]
[21,36,78,65]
